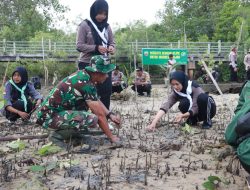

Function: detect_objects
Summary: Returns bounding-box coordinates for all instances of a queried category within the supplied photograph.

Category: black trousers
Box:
[112,85,123,93]
[131,84,152,95]
[6,100,33,121]
[246,70,250,80]
[230,65,238,82]
[178,93,216,124]
[78,61,112,110]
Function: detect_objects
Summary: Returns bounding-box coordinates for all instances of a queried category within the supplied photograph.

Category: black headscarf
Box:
[90,0,109,31]
[170,71,199,94]
[12,66,28,88]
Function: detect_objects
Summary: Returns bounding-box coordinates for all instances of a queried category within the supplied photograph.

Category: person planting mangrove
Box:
[36,55,121,147]
[76,0,115,110]
[147,71,216,131]
[3,66,42,122]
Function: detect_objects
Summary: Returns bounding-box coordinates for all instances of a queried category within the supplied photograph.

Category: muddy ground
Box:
[0,85,249,190]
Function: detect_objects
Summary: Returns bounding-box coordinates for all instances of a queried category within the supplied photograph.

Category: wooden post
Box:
[54,42,56,52]
[1,62,10,88]
[207,43,211,55]
[218,40,221,55]
[49,39,51,52]
[134,40,138,98]
[13,42,16,55]
[3,39,6,53]
[201,59,234,117]
[178,40,180,48]
[42,37,48,87]
[0,134,48,142]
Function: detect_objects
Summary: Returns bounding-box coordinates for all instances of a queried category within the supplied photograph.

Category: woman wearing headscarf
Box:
[76,0,115,110]
[147,71,216,132]
[3,66,42,122]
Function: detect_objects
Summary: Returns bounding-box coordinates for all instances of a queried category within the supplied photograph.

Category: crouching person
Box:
[131,67,152,97]
[4,66,42,123]
[36,55,121,147]
[112,66,127,94]
[147,71,216,132]
[225,81,250,174]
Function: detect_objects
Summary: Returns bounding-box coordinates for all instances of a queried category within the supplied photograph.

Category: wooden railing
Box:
[0,39,245,63]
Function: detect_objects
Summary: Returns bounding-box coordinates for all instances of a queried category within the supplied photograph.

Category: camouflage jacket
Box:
[37,70,98,126]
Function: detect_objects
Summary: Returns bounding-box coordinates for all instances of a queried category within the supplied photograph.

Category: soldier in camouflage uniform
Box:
[36,55,121,145]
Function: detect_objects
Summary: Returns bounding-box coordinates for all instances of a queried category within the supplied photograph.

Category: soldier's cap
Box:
[85,55,116,73]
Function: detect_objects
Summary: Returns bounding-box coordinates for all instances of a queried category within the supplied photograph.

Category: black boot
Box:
[202,121,212,129]
[49,131,68,149]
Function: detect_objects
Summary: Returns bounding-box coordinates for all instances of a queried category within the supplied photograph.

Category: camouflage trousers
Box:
[38,110,98,130]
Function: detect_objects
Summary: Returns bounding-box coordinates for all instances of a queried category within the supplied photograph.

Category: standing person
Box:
[131,67,152,97]
[244,49,250,80]
[167,54,177,72]
[112,66,127,94]
[164,54,177,87]
[4,66,42,122]
[76,0,115,110]
[146,71,216,131]
[36,55,121,146]
[229,47,238,82]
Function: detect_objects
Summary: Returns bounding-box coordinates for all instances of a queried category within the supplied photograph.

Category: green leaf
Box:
[7,139,26,151]
[38,142,62,156]
[208,176,222,183]
[181,123,194,134]
[58,159,79,169]
[46,161,57,171]
[202,181,215,190]
[29,165,45,172]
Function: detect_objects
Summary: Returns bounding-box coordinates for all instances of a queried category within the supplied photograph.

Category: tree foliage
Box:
[115,0,250,44]
[0,0,68,40]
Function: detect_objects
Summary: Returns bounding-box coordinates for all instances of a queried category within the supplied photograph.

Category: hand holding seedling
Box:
[98,45,108,54]
[18,111,30,120]
[174,112,190,124]
[174,114,184,123]
[108,46,115,54]
[110,114,121,127]
[146,123,156,132]
[35,99,42,108]
[110,135,120,143]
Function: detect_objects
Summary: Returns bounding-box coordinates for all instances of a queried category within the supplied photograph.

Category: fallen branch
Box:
[0,134,49,142]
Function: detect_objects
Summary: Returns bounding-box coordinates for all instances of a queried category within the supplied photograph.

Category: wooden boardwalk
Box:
[200,82,243,94]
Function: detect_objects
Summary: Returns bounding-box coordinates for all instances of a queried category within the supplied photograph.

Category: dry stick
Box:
[90,161,97,175]
[1,62,10,88]
[166,67,173,128]
[87,174,91,190]
[144,152,148,186]
[0,134,48,142]
[201,59,234,117]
